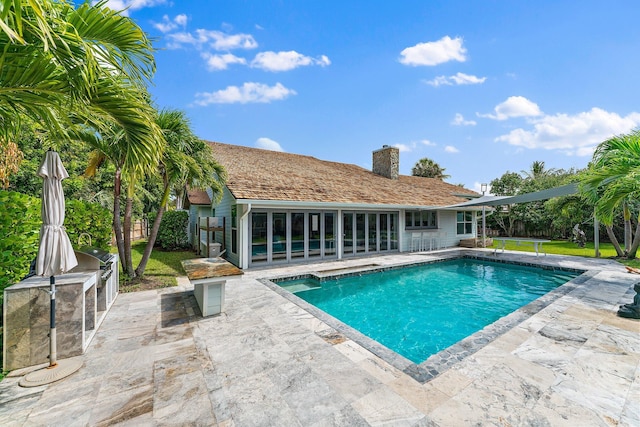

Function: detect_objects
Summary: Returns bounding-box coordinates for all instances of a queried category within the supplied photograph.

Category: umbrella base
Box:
[19,357,83,388]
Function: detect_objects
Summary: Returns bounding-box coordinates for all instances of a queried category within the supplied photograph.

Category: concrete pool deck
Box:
[1,249,639,426]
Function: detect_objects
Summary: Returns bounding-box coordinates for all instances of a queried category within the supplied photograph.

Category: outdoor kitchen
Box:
[2,247,119,372]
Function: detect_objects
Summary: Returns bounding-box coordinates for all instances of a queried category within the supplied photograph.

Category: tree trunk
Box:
[174,186,184,210]
[135,181,171,277]
[112,168,126,274]
[627,215,640,259]
[623,203,632,254]
[605,225,625,257]
[123,196,135,277]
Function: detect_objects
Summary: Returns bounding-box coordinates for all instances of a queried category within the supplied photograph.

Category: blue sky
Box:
[105,0,640,191]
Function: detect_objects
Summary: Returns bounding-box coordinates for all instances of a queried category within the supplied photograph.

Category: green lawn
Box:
[489,239,640,267]
[115,240,199,291]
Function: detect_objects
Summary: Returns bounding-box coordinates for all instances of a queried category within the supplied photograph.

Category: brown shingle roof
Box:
[186,188,211,205]
[208,142,478,207]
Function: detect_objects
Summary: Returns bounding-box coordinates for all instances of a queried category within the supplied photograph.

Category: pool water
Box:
[277,259,578,363]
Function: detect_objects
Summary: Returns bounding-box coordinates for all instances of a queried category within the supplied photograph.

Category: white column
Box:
[336,209,343,260]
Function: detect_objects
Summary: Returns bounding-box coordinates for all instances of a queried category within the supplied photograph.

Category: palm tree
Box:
[0,1,159,155]
[521,160,556,180]
[85,111,164,278]
[2,0,165,276]
[580,129,640,259]
[412,158,450,180]
[135,110,227,277]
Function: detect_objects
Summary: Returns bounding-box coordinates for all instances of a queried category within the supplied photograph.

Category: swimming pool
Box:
[273,258,579,365]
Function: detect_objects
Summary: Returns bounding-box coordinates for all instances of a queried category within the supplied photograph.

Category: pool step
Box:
[281,282,321,293]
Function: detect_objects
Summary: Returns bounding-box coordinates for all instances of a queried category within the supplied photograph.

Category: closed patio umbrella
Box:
[20,150,82,387]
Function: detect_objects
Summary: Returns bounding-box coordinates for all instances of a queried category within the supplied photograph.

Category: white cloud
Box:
[445,145,460,153]
[256,137,284,152]
[194,82,297,105]
[221,22,234,33]
[394,139,435,152]
[153,14,188,33]
[480,96,542,120]
[99,0,166,15]
[495,107,640,156]
[394,143,413,152]
[201,52,246,71]
[167,29,258,50]
[425,72,486,87]
[399,36,466,66]
[251,51,331,72]
[174,14,188,26]
[451,113,477,126]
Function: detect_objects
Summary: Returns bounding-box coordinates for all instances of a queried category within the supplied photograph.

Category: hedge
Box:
[0,191,41,296]
[155,210,190,250]
[0,190,112,301]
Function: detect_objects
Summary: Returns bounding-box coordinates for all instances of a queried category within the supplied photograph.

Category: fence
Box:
[131,219,148,240]
[110,218,148,245]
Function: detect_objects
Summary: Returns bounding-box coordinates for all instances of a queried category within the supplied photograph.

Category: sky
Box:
[103,0,640,192]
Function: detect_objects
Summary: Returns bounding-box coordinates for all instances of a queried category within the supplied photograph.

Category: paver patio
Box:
[0,249,638,426]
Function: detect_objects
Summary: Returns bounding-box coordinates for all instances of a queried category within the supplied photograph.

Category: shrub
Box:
[65,199,112,249]
[156,210,189,250]
[0,191,112,302]
[0,191,40,296]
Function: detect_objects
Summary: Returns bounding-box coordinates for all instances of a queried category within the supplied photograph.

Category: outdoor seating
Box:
[410,232,422,251]
[421,231,436,251]
[436,231,447,250]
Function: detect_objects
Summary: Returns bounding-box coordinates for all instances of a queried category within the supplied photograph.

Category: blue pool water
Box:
[277,259,578,364]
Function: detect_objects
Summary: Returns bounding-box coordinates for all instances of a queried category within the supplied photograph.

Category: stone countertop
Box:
[181,258,243,281]
[5,271,98,291]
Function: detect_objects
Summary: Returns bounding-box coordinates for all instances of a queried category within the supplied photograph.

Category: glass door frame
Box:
[342,211,398,257]
[249,209,338,266]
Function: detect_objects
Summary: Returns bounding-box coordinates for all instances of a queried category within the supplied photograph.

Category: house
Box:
[189,142,481,269]
[183,187,212,250]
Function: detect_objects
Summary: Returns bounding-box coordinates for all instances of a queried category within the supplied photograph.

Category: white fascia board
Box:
[235,199,447,211]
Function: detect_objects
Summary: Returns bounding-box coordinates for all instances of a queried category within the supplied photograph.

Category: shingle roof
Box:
[208,141,478,207]
[185,188,211,205]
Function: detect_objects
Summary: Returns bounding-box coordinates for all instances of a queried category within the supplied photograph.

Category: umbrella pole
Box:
[19,273,82,387]
[49,275,57,367]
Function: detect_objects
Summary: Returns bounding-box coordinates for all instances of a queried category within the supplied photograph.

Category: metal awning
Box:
[444,183,579,208]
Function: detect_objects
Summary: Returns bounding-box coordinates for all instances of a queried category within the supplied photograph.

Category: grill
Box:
[71,246,119,312]
[74,246,115,281]
[23,243,119,312]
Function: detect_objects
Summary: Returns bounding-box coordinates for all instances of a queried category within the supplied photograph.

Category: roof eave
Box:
[232,198,476,210]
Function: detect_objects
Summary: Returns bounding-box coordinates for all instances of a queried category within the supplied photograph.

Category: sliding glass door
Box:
[342,211,398,257]
[250,211,338,265]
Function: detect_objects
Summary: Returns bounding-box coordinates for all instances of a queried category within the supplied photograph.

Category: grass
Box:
[116,240,199,292]
[489,239,640,267]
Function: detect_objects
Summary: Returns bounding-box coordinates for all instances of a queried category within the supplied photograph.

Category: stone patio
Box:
[0,249,638,426]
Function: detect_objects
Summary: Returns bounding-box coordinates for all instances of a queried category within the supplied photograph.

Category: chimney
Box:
[372,145,399,179]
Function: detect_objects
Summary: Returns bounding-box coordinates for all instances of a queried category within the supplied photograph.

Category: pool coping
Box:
[259,251,595,384]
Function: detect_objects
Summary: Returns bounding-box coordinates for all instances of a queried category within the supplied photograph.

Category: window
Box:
[231,205,237,253]
[457,211,473,235]
[251,212,267,262]
[405,210,437,229]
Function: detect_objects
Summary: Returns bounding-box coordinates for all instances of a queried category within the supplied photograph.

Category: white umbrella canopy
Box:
[36,150,78,276]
